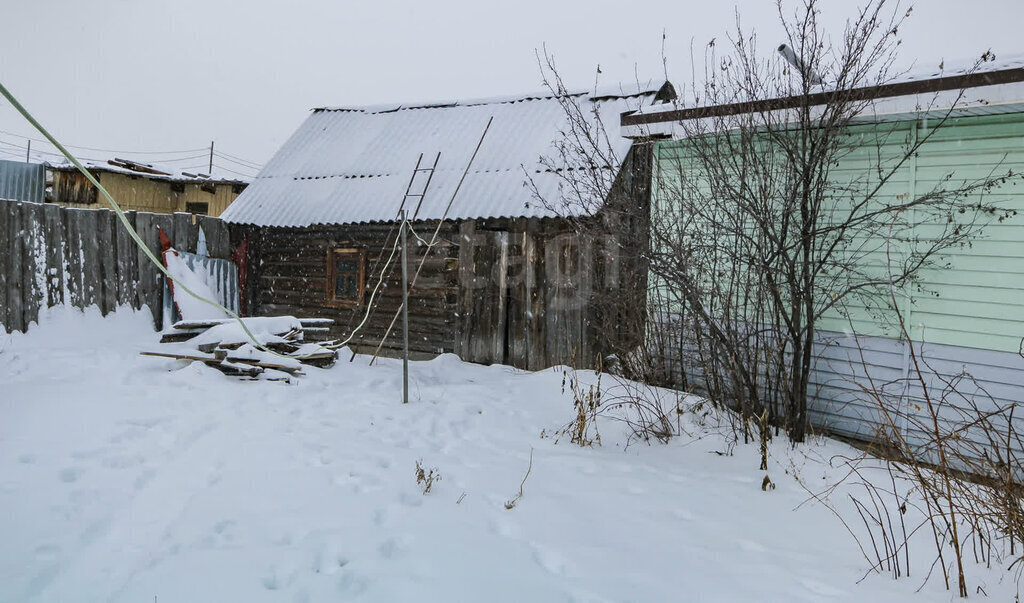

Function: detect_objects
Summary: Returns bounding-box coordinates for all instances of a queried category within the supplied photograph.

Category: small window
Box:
[326,248,366,307]
[186,202,209,215]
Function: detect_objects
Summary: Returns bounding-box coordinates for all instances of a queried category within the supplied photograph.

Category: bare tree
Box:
[534,2,1024,592]
[528,49,666,374]
[536,0,1018,443]
[653,0,1019,442]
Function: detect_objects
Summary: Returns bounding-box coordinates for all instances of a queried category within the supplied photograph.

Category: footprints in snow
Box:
[260,537,401,596]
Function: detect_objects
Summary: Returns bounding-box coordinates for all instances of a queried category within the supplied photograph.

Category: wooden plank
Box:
[42,203,65,309]
[7,201,25,332]
[171,317,334,330]
[455,220,475,359]
[0,201,9,331]
[173,212,198,253]
[139,352,265,378]
[198,214,230,258]
[141,350,220,362]
[62,208,84,310]
[78,209,102,310]
[466,230,500,364]
[578,234,595,368]
[135,212,171,329]
[241,228,260,315]
[492,231,509,364]
[97,209,118,315]
[150,351,305,375]
[115,211,139,309]
[545,230,578,367]
[508,221,529,369]
[526,218,547,370]
[160,330,205,343]
[20,202,46,328]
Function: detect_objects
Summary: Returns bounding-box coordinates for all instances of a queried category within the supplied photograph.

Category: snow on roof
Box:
[622,54,1024,135]
[896,53,1024,84]
[48,159,249,185]
[220,84,669,227]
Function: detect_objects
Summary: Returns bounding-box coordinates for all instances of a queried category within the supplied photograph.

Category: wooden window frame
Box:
[325,247,366,308]
[185,201,209,215]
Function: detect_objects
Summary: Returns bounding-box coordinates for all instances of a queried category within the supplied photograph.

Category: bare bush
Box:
[415,460,441,494]
[808,288,1024,596]
[504,449,534,510]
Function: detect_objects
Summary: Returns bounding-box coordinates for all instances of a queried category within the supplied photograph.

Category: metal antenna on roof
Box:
[778,44,824,86]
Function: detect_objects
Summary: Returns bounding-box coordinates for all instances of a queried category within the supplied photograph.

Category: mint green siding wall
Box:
[651,111,1024,455]
[904,115,1024,353]
[653,112,1024,355]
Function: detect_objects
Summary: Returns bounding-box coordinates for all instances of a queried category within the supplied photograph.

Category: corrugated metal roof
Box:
[0,160,45,204]
[221,86,665,227]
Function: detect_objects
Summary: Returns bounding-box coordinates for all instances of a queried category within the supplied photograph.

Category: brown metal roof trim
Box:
[621,67,1024,127]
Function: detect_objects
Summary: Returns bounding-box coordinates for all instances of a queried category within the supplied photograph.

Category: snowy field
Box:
[0,307,1018,602]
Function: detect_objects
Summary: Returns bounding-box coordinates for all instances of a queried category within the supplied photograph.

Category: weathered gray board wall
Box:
[455,218,641,371]
[0,198,235,333]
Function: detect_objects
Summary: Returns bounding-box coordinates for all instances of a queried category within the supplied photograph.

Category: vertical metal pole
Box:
[25,139,30,162]
[209,140,214,174]
[401,210,410,404]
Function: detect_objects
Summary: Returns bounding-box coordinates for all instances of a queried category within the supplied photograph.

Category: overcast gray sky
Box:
[1,0,1022,178]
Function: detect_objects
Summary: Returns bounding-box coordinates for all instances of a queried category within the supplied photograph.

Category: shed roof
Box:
[48,159,249,185]
[220,83,672,227]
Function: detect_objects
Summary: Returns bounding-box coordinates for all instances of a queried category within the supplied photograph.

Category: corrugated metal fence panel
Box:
[161,251,240,325]
[0,160,45,204]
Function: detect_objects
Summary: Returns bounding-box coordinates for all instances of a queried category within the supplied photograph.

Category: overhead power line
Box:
[148,153,212,164]
[213,149,263,168]
[213,152,262,170]
[215,164,258,178]
[0,128,207,155]
[0,131,263,179]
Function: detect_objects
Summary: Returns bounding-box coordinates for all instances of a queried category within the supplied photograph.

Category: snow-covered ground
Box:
[0,307,1017,602]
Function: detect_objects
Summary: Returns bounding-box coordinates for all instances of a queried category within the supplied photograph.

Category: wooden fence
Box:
[0,199,237,333]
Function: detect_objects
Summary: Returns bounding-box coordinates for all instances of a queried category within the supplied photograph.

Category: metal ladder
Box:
[396,152,440,221]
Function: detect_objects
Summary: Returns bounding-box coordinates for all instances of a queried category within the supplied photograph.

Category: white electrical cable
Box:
[329,218,404,349]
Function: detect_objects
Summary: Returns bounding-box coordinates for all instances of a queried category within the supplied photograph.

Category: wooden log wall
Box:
[246,143,654,371]
[0,199,236,333]
[250,221,461,357]
[248,215,643,370]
